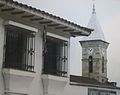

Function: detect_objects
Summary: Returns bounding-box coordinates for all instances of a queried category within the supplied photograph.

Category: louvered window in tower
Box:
[102,56,104,73]
[89,56,93,73]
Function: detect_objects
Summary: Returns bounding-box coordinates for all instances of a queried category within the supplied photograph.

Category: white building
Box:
[64,5,120,95]
[0,0,92,95]
[0,0,119,95]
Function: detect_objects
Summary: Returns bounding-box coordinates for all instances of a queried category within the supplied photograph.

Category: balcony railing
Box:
[3,63,34,72]
[43,54,67,77]
[43,37,68,77]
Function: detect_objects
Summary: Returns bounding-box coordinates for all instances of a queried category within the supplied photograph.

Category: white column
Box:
[29,29,44,95]
[0,17,5,95]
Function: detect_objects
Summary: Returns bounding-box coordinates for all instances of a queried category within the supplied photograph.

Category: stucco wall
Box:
[64,84,120,95]
[80,40,109,82]
[29,30,44,95]
[64,84,88,95]
[0,17,5,95]
[0,16,70,95]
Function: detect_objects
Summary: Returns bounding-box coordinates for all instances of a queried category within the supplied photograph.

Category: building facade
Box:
[0,0,92,95]
[0,1,119,95]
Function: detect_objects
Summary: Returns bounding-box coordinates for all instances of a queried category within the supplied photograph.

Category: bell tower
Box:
[80,4,109,83]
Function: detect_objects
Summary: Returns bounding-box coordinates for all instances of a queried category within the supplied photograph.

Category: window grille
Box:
[43,37,68,77]
[4,26,35,72]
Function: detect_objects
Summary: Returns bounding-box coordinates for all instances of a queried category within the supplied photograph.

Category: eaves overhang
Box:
[0,0,93,37]
[70,83,120,90]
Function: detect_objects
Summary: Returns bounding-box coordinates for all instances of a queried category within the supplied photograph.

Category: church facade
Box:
[64,4,120,95]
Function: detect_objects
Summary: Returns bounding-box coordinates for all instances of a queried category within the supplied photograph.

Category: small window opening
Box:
[89,56,93,73]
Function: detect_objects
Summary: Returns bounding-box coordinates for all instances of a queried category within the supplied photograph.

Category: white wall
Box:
[0,17,5,95]
[29,30,44,95]
[64,84,88,95]
[0,17,44,95]
[64,84,120,95]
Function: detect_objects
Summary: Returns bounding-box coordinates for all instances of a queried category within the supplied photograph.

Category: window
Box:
[88,88,116,95]
[43,36,68,77]
[88,89,99,95]
[102,56,104,73]
[89,56,93,73]
[4,25,35,72]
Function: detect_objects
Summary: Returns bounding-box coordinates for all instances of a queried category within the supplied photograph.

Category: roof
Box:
[81,8,106,41]
[70,75,120,89]
[0,0,93,37]
[70,75,101,85]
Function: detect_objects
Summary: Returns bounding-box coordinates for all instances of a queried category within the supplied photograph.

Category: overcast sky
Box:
[15,0,120,86]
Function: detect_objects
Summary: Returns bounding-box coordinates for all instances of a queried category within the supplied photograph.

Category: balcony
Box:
[2,68,35,95]
[43,54,67,77]
[43,37,68,77]
[2,24,36,95]
[42,37,68,95]
[42,74,68,95]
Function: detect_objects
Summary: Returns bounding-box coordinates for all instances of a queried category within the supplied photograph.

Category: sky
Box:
[14,0,120,86]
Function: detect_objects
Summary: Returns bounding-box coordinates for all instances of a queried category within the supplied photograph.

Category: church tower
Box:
[80,5,109,83]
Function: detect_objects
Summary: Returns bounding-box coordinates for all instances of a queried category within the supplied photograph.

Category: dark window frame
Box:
[3,25,35,72]
[43,36,68,77]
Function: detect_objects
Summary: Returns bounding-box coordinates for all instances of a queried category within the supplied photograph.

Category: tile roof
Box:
[70,75,100,85]
[70,75,120,89]
[0,0,93,36]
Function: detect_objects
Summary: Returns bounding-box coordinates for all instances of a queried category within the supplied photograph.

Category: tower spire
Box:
[92,4,96,14]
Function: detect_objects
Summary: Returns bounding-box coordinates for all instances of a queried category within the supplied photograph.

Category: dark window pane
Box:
[102,56,104,73]
[89,56,93,73]
[43,37,68,77]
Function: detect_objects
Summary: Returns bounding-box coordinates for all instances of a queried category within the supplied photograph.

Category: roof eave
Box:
[0,0,92,37]
[70,83,120,90]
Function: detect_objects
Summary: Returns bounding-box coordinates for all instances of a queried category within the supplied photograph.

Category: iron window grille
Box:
[3,25,35,72]
[43,37,68,77]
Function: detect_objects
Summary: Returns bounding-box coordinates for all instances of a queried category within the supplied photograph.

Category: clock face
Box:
[87,48,93,55]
